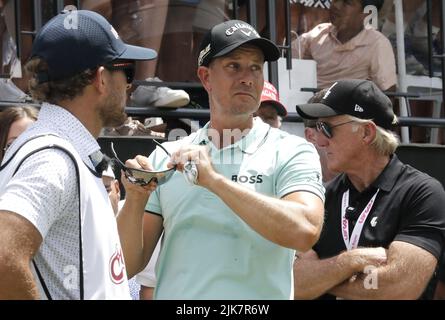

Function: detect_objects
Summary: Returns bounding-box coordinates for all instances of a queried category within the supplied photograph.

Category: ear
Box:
[92,67,107,95]
[112,179,121,195]
[304,127,317,144]
[197,66,211,93]
[362,122,377,144]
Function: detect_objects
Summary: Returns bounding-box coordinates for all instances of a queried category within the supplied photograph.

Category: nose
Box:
[239,68,256,87]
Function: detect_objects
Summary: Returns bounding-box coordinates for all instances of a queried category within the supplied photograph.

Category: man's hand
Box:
[168,145,218,188]
[349,247,388,273]
[121,155,157,201]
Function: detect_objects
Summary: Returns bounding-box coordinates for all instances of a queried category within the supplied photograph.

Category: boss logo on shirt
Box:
[232,175,263,184]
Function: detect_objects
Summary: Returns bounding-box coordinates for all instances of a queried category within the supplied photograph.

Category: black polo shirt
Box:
[314,154,445,299]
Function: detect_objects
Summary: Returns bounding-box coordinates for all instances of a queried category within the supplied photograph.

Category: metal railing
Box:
[2,101,444,131]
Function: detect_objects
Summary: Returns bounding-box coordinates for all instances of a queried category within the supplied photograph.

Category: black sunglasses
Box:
[110,140,175,186]
[315,120,356,139]
[104,61,135,84]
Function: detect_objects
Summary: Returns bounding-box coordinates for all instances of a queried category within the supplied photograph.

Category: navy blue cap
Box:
[198,20,280,67]
[31,10,157,82]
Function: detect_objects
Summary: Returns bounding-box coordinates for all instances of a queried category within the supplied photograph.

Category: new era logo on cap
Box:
[354,104,364,112]
[197,20,280,67]
[110,26,120,40]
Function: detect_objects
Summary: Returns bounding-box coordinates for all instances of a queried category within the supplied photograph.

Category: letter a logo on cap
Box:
[110,26,120,39]
[354,104,364,112]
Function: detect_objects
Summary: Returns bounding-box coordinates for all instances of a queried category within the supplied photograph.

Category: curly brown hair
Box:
[25,58,97,104]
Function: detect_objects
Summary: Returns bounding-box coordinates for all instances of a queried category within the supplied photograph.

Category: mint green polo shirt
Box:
[145,118,324,299]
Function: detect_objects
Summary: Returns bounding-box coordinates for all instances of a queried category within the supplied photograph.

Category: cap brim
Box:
[295,103,339,119]
[263,100,287,117]
[214,38,280,62]
[119,44,157,61]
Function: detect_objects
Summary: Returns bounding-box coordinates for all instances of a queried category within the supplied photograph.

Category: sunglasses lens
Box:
[126,167,175,186]
[124,67,135,84]
[316,122,332,139]
[105,62,135,84]
[111,142,175,187]
[323,123,332,138]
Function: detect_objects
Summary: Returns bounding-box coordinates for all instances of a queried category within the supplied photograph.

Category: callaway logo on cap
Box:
[296,79,398,130]
[198,20,280,67]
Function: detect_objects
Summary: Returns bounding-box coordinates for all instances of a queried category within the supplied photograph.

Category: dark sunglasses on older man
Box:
[315,120,356,139]
[104,61,135,84]
[110,140,175,186]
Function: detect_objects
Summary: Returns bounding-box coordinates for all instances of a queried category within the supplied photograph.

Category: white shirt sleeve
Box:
[0,148,78,238]
[135,236,162,288]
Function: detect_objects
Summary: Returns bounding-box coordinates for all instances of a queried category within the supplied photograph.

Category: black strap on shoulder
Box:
[32,260,53,300]
[1,134,59,170]
[9,142,84,300]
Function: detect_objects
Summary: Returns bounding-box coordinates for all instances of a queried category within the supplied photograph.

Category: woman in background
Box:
[0,106,38,163]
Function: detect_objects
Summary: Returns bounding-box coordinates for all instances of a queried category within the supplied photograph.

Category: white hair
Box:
[348,115,400,156]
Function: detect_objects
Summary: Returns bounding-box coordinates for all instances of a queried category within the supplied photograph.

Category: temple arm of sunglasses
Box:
[153,139,171,157]
[110,142,127,169]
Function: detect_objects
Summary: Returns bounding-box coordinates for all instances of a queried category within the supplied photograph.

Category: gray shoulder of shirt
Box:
[15,147,79,178]
[269,129,311,146]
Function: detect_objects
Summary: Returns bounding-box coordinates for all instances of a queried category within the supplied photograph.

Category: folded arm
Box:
[293,247,387,299]
[329,241,438,299]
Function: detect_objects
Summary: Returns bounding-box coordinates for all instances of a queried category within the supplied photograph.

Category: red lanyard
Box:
[341,189,380,250]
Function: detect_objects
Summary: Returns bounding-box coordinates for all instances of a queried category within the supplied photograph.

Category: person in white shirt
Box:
[0,10,157,300]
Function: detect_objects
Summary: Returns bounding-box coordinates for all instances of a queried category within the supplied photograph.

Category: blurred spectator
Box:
[101,159,121,215]
[0,0,21,78]
[81,0,169,81]
[295,0,331,35]
[293,0,396,91]
[155,0,228,82]
[380,0,442,76]
[302,89,338,183]
[136,234,162,300]
[254,81,287,128]
[0,105,38,163]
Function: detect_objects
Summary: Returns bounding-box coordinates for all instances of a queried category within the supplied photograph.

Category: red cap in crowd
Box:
[260,81,287,117]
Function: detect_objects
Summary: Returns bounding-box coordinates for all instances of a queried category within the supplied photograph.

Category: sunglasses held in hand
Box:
[111,140,175,186]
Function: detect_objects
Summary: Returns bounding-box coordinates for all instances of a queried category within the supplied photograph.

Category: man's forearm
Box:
[329,265,426,300]
[294,250,362,300]
[206,173,323,251]
[116,194,147,278]
[0,264,40,299]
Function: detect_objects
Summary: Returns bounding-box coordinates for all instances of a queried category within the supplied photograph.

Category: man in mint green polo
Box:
[120,20,325,299]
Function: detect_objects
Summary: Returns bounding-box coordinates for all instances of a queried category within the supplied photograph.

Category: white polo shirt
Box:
[146,118,324,299]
